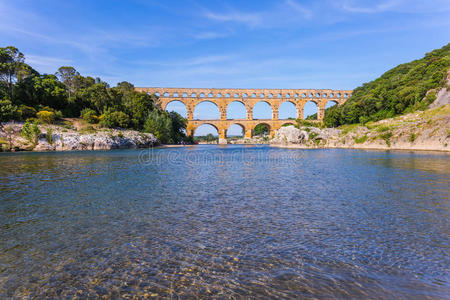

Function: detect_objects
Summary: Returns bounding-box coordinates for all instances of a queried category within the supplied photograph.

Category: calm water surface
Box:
[0,145,449,299]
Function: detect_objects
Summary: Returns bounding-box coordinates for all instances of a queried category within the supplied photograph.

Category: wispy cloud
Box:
[26,55,72,72]
[337,0,450,14]
[285,0,313,19]
[204,10,262,28]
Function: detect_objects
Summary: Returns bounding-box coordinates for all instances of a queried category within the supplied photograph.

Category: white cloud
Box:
[337,0,450,14]
[26,55,72,72]
[285,0,313,19]
[204,10,262,28]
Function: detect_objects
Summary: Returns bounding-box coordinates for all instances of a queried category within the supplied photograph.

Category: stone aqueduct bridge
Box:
[135,87,352,141]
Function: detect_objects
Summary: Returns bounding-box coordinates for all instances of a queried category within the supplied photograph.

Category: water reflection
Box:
[0,147,449,298]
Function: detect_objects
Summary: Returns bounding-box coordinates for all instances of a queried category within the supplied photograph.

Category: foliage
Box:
[379,131,393,147]
[46,127,54,145]
[100,109,130,128]
[17,105,36,120]
[21,119,41,144]
[253,123,269,136]
[354,135,368,144]
[0,46,187,143]
[0,99,16,126]
[36,110,56,124]
[296,119,322,128]
[143,109,173,143]
[409,133,417,143]
[324,43,450,127]
[80,108,98,124]
[0,46,30,98]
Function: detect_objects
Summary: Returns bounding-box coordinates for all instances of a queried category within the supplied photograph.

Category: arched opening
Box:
[252,101,272,119]
[193,101,220,120]
[278,101,297,120]
[325,100,338,109]
[226,124,244,138]
[155,92,160,97]
[281,122,296,127]
[253,123,270,137]
[194,124,218,143]
[304,101,318,120]
[163,92,170,97]
[165,100,187,118]
[226,101,246,119]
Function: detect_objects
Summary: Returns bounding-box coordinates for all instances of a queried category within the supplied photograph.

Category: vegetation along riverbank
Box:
[1,44,449,152]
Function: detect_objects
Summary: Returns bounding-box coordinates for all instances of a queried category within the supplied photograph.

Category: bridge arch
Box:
[226,123,245,138]
[165,100,187,118]
[303,100,319,120]
[193,123,219,136]
[278,100,297,120]
[325,100,339,108]
[226,101,247,119]
[193,100,220,120]
[252,101,273,119]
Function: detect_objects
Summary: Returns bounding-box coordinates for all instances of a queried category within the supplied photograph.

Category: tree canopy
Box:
[323,43,450,127]
[0,45,188,143]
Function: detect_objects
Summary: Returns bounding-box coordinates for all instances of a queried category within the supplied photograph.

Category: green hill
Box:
[324,43,450,127]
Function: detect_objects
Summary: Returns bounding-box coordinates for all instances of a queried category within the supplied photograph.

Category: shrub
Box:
[36,110,56,124]
[100,109,130,128]
[379,131,393,147]
[17,105,37,120]
[46,128,54,145]
[0,99,16,125]
[80,108,99,124]
[409,133,417,143]
[354,135,368,144]
[21,119,41,145]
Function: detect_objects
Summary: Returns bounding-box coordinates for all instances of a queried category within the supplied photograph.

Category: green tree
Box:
[0,99,16,129]
[253,123,269,136]
[80,108,98,124]
[168,111,187,143]
[100,109,130,128]
[323,43,450,127]
[56,66,80,97]
[143,110,172,143]
[0,46,29,99]
[21,119,41,145]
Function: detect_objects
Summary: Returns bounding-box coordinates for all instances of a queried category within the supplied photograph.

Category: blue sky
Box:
[1,0,449,135]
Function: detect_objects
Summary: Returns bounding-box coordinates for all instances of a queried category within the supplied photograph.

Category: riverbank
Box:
[271,104,450,152]
[0,119,157,152]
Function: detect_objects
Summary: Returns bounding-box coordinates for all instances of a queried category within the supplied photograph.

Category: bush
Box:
[21,119,41,144]
[143,110,172,143]
[17,105,37,120]
[80,108,98,124]
[100,109,130,128]
[36,110,56,124]
[354,135,368,144]
[0,99,16,124]
[409,133,417,143]
[46,128,54,145]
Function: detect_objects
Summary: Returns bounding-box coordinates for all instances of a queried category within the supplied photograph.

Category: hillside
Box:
[272,104,449,151]
[323,43,450,127]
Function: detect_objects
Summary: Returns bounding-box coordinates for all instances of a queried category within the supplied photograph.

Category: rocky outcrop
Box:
[34,130,157,151]
[271,126,340,147]
[1,123,157,152]
[271,104,450,151]
[429,71,450,109]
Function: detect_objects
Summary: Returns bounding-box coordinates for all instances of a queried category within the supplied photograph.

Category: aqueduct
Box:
[135,87,352,143]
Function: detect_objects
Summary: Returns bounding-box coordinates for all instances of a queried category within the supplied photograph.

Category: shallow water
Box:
[0,146,449,299]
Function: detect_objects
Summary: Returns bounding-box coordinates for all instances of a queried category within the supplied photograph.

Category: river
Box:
[0,145,449,298]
